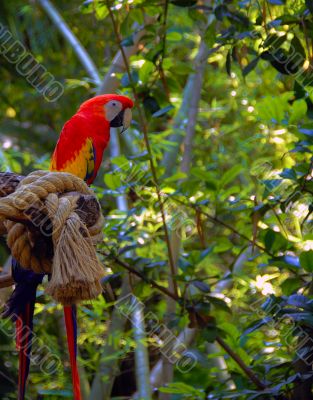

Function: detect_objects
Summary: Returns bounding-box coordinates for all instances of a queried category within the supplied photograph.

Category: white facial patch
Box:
[104,100,123,121]
[123,108,132,130]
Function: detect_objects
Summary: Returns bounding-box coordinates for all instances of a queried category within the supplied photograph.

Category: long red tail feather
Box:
[64,305,81,400]
[16,302,34,400]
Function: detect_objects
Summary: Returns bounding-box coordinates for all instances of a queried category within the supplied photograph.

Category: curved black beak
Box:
[110,109,125,128]
[110,108,132,133]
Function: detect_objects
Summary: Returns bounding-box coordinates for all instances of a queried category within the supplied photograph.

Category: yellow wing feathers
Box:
[50,138,95,181]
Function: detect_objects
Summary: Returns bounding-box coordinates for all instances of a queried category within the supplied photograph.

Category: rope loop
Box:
[0,171,104,304]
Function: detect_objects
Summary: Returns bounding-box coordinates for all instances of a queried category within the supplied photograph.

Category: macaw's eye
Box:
[105,100,122,121]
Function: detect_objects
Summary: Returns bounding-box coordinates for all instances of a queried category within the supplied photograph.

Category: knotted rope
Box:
[0,170,104,305]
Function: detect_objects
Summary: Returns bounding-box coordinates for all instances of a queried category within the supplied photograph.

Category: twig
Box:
[0,273,13,289]
[216,336,266,390]
[160,0,169,67]
[301,17,311,60]
[99,250,178,301]
[160,34,209,398]
[172,196,272,256]
[97,16,155,95]
[100,250,266,391]
[158,0,170,100]
[106,0,178,298]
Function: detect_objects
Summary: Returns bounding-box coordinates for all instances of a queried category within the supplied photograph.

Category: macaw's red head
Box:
[78,94,134,133]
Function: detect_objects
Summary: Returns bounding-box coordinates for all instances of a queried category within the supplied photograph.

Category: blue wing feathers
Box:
[2,259,44,320]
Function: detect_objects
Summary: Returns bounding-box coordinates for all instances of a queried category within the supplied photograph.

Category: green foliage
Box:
[1,0,313,399]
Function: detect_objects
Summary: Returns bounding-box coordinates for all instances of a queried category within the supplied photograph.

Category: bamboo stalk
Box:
[133,298,152,400]
[159,35,210,399]
[89,278,131,399]
[106,128,152,400]
[37,0,102,86]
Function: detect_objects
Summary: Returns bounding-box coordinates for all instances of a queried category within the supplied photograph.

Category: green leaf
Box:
[243,317,272,336]
[280,168,297,180]
[242,57,259,77]
[219,165,242,188]
[121,70,138,87]
[159,382,203,396]
[300,251,313,272]
[171,62,195,75]
[167,31,183,42]
[111,155,129,169]
[281,277,302,295]
[264,230,275,252]
[204,22,217,47]
[104,173,122,190]
[38,389,73,397]
[226,50,232,76]
[128,151,150,161]
[287,294,313,310]
[139,60,154,83]
[256,93,293,123]
[291,35,306,61]
[289,99,307,124]
[120,35,134,47]
[203,324,218,342]
[152,105,174,117]
[192,280,210,293]
[263,33,287,49]
[207,295,231,313]
[268,0,285,4]
[163,171,187,183]
[298,128,313,137]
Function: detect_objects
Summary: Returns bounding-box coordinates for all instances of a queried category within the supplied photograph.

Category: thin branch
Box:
[160,33,209,398]
[106,0,178,298]
[36,3,152,398]
[100,251,266,391]
[99,250,178,301]
[216,336,266,390]
[34,0,267,394]
[0,257,13,315]
[158,0,170,100]
[172,196,272,256]
[37,0,102,86]
[97,17,155,94]
[160,0,169,68]
[0,273,13,289]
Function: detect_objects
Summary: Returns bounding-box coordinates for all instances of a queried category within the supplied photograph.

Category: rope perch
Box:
[0,171,104,305]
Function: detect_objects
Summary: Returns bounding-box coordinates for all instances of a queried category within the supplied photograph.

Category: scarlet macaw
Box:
[3,94,134,400]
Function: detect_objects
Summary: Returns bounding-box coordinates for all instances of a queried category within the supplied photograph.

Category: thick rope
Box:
[0,171,104,304]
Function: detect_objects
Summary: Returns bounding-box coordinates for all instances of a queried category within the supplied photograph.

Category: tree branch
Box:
[0,273,13,289]
[106,0,179,301]
[100,251,266,391]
